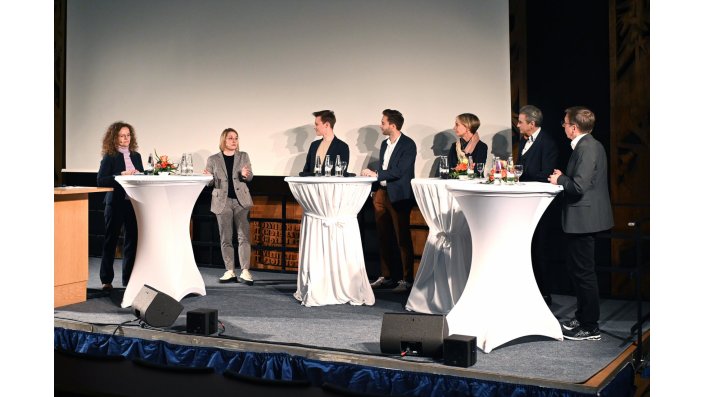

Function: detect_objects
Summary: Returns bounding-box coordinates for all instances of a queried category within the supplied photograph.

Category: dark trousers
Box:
[565,233,600,329]
[373,189,414,283]
[100,201,138,286]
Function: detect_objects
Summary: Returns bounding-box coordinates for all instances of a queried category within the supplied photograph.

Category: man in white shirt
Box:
[362,109,417,293]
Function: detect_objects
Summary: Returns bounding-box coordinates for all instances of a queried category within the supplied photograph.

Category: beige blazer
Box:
[206,151,254,214]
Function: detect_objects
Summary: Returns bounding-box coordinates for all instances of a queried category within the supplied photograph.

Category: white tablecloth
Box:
[285,176,376,307]
[115,175,212,308]
[406,178,472,314]
[446,181,563,352]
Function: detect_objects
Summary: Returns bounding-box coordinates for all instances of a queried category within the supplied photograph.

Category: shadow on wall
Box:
[424,130,456,177]
[490,129,512,160]
[356,125,381,172]
[283,125,314,175]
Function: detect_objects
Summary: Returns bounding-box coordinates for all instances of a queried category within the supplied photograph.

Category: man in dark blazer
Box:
[302,110,350,175]
[362,109,417,293]
[516,105,559,306]
[549,106,613,341]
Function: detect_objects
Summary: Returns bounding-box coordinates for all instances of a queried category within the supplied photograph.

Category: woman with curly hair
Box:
[96,121,144,290]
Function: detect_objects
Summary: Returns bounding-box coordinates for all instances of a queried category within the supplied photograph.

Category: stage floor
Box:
[54,258,649,392]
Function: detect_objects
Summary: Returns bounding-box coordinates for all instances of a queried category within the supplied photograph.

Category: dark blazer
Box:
[556,134,614,234]
[97,152,144,205]
[206,151,254,214]
[447,139,488,174]
[302,136,350,173]
[375,133,417,203]
[517,130,558,182]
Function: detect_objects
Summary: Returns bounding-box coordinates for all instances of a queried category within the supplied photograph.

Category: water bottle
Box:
[146,153,154,174]
[439,156,449,179]
[335,155,342,176]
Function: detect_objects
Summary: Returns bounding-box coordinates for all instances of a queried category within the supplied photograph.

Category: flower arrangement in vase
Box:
[450,159,474,180]
[153,150,177,175]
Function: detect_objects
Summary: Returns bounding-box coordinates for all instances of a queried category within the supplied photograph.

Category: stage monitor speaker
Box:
[379,313,448,358]
[443,334,477,367]
[132,285,183,328]
[187,308,218,335]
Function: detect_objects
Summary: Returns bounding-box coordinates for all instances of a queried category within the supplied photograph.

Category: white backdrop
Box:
[66,0,511,177]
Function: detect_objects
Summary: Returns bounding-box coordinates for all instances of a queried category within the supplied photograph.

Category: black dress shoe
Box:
[102,283,113,291]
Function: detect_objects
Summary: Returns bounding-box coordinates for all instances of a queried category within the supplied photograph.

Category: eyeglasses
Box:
[561,121,575,127]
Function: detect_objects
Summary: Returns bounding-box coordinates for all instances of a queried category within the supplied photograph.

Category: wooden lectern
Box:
[54,187,112,307]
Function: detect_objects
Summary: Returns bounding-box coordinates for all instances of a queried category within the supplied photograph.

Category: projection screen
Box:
[66,0,511,177]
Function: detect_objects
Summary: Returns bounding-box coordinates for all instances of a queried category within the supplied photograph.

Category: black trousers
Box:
[100,201,138,286]
[565,232,600,329]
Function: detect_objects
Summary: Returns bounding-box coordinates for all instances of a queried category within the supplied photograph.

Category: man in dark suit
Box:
[549,106,613,341]
[302,110,350,175]
[362,109,417,293]
[516,105,558,306]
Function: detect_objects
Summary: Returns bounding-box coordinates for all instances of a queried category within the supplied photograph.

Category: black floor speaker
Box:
[443,334,477,367]
[132,285,183,328]
[187,308,218,335]
[379,313,448,358]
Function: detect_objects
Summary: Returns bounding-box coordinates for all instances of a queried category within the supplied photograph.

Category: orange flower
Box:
[455,163,468,172]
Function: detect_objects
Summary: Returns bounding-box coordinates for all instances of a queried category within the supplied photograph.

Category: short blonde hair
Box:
[219,128,238,151]
[456,113,481,134]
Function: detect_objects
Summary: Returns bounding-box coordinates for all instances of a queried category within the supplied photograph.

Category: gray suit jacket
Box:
[206,151,254,214]
[557,134,613,234]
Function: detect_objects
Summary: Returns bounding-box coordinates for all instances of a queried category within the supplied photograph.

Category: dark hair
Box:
[312,110,336,129]
[565,106,595,134]
[519,105,543,127]
[382,109,404,130]
[101,121,137,156]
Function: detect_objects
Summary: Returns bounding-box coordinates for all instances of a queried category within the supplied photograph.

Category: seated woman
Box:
[447,113,488,176]
[302,110,350,174]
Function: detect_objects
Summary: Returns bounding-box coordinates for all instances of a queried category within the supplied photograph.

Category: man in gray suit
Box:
[549,106,613,341]
[206,128,255,284]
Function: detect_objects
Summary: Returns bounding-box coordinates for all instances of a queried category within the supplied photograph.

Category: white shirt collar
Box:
[571,133,588,150]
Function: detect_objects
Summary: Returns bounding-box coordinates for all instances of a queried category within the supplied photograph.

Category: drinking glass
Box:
[340,161,348,176]
[179,154,187,175]
[186,153,194,175]
[324,155,332,176]
[314,156,322,176]
[514,164,523,184]
[439,156,449,179]
[476,163,485,179]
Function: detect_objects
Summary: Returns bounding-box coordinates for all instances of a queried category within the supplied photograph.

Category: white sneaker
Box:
[239,269,254,282]
[392,280,411,293]
[219,270,236,282]
[370,277,387,288]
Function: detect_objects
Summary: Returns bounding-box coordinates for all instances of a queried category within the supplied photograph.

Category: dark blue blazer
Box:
[517,131,558,182]
[97,152,144,205]
[302,136,350,173]
[375,133,417,203]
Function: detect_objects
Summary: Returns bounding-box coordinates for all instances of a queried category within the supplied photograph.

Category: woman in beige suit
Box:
[205,128,255,284]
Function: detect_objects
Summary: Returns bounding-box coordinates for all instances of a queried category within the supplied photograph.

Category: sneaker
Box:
[370,277,387,288]
[391,280,411,293]
[561,318,581,331]
[239,269,254,282]
[219,270,237,282]
[563,326,601,341]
